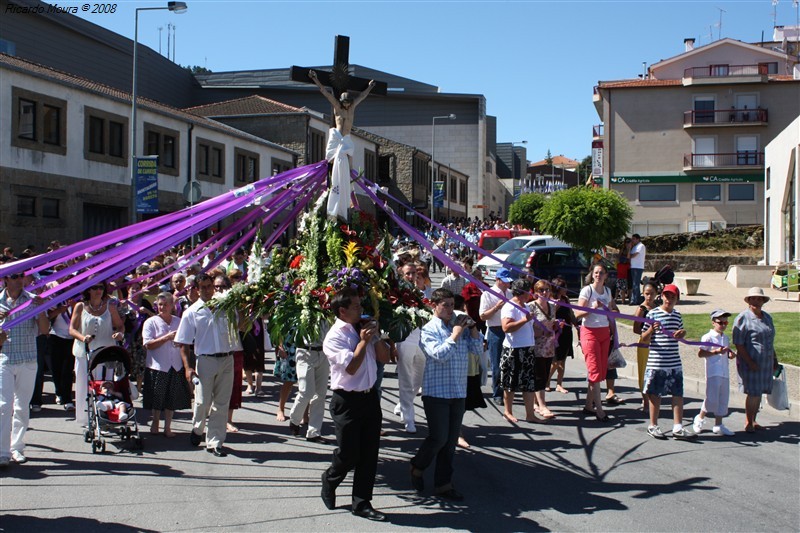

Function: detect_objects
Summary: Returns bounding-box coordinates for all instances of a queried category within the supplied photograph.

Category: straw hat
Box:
[744,286,770,304]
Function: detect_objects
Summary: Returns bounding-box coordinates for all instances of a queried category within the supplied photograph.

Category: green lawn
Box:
[620,313,799,367]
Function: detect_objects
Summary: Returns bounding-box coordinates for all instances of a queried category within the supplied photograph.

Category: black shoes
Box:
[435,488,464,501]
[189,430,202,447]
[320,472,336,510]
[289,422,301,437]
[206,446,227,457]
[410,464,424,492]
[351,505,387,522]
[306,435,331,445]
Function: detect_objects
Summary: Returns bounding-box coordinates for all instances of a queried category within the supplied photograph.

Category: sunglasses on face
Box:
[7,273,22,280]
[89,285,104,290]
[537,288,551,293]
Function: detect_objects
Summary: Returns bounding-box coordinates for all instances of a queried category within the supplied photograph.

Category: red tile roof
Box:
[185,95,304,116]
[529,155,580,168]
[597,79,682,89]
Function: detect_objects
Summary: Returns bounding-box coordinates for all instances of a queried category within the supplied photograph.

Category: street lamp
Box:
[130,1,188,226]
[431,114,456,223]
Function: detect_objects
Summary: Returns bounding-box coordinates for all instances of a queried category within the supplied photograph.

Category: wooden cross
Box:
[290,35,387,97]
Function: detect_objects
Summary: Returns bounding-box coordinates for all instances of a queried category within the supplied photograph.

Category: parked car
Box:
[477,229,532,257]
[478,235,567,281]
[504,246,617,293]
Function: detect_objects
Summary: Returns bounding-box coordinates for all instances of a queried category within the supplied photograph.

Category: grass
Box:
[620,313,799,367]
[680,313,799,367]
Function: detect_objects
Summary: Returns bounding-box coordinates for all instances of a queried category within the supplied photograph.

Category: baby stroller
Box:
[83,345,143,453]
[643,264,675,305]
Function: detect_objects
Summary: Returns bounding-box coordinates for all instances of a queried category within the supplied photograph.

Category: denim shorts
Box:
[643,368,684,397]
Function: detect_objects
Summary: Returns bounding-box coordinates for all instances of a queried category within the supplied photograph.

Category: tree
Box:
[508,193,547,230]
[545,149,553,166]
[536,186,632,252]
[183,65,213,75]
[576,155,592,182]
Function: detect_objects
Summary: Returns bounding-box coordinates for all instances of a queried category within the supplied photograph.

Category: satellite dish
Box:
[183,181,202,203]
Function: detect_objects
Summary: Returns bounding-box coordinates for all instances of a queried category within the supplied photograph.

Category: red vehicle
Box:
[477,229,533,257]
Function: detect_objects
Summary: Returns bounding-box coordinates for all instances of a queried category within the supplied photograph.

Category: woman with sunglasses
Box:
[548,277,577,394]
[529,280,558,419]
[69,281,125,427]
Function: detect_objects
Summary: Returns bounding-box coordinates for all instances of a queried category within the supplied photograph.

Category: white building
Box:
[764,115,799,265]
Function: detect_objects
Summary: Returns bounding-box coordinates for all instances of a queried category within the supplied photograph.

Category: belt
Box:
[334,388,373,394]
[200,352,233,358]
[298,345,324,351]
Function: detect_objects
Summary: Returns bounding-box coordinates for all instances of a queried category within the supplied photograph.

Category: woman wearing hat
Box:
[733,287,778,433]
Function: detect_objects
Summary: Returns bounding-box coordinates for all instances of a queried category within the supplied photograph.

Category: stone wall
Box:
[642,225,763,253]
[645,253,759,273]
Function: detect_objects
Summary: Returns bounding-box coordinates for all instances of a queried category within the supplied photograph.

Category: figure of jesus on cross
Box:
[291,35,385,221]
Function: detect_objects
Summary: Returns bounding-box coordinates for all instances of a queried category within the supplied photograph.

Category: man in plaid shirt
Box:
[410,288,483,501]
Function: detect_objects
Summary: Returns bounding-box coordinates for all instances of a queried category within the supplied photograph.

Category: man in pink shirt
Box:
[320,289,390,522]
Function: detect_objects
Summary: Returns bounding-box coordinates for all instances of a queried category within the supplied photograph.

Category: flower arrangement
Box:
[208,192,430,347]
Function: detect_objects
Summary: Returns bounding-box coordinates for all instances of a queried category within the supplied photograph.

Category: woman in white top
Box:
[499,278,541,424]
[69,281,125,426]
[574,263,619,422]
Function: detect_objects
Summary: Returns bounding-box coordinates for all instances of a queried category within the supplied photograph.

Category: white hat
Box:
[744,286,770,304]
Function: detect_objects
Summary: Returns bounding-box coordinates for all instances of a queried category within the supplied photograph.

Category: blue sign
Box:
[135,156,159,214]
[513,185,521,200]
[433,181,444,207]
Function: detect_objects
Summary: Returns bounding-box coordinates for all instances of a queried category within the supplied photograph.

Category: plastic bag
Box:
[608,347,627,369]
[767,367,790,410]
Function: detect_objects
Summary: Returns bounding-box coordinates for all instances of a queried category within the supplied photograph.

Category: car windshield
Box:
[481,237,508,252]
[505,248,534,267]
[493,237,529,254]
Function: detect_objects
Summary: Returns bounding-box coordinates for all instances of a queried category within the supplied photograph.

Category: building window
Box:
[234,148,260,183]
[728,183,755,202]
[196,139,225,182]
[11,87,67,155]
[271,158,291,176]
[17,195,35,217]
[43,105,60,145]
[42,198,60,219]
[144,123,180,176]
[766,167,771,190]
[364,150,377,181]
[694,184,721,202]
[310,129,325,163]
[84,107,128,165]
[450,176,457,202]
[460,181,467,205]
[89,116,104,154]
[18,99,36,140]
[639,184,676,202]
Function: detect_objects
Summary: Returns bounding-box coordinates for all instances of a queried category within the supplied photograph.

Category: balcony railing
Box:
[592,124,604,138]
[683,151,764,168]
[683,64,769,79]
[683,108,768,126]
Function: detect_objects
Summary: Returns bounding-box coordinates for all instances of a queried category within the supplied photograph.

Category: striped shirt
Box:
[0,289,41,365]
[643,307,683,370]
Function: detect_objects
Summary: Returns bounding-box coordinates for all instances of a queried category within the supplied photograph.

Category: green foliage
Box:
[535,186,632,252]
[183,65,213,74]
[508,193,546,230]
[576,155,592,182]
[685,232,763,252]
[545,149,553,166]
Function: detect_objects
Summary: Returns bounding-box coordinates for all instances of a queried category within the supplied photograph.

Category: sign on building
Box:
[592,140,603,177]
[136,156,159,214]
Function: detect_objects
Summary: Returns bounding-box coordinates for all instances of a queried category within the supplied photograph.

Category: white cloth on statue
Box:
[325,128,354,220]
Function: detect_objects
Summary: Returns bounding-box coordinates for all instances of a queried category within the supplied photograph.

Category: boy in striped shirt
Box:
[641,284,696,440]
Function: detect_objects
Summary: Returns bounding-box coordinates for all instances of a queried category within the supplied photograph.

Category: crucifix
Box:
[290,36,387,220]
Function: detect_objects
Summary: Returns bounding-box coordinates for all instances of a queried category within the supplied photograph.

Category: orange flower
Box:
[289,255,304,269]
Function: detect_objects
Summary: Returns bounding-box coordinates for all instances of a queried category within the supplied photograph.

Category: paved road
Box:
[2,361,799,532]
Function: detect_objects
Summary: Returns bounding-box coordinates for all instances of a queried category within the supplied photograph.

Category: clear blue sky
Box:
[75,0,798,163]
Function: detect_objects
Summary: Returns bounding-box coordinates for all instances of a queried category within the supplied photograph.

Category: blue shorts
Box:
[643,368,684,397]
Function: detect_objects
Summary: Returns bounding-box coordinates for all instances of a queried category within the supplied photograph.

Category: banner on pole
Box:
[433,181,444,207]
[513,185,521,200]
[136,156,159,214]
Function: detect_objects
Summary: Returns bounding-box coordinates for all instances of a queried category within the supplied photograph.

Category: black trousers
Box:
[49,335,75,402]
[412,396,466,489]
[323,388,382,510]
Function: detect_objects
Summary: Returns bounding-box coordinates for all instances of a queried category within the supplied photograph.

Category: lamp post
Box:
[431,114,456,223]
[130,1,188,226]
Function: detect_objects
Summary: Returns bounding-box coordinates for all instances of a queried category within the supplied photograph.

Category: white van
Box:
[477,234,567,280]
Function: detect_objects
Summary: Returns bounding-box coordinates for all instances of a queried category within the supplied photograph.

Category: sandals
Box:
[605,395,626,406]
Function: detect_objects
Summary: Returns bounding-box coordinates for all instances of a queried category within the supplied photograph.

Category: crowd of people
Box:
[0,232,781,520]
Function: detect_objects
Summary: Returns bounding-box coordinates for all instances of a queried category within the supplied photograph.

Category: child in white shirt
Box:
[693,309,737,436]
